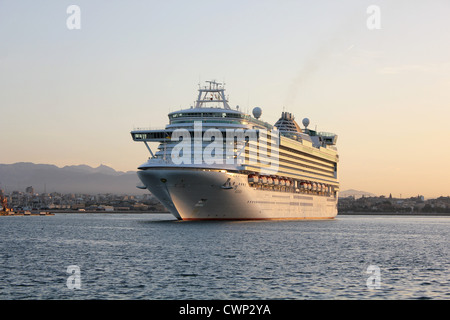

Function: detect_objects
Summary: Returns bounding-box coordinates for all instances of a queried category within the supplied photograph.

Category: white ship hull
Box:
[132,81,339,221]
[138,169,338,220]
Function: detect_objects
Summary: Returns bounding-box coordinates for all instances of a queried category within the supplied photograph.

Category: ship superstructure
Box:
[131,81,339,220]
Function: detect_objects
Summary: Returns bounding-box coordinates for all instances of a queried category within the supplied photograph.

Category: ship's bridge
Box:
[168,108,245,124]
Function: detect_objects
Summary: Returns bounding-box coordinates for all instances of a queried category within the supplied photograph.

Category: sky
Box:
[1,0,450,198]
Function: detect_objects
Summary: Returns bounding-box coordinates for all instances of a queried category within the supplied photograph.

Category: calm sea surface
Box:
[0,213,448,300]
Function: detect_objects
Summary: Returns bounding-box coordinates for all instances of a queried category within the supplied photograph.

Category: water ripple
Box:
[0,213,448,299]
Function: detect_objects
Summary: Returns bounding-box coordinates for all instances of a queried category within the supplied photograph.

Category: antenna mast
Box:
[195,80,231,109]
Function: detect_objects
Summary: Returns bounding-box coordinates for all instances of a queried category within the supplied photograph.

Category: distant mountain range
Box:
[0,162,146,195]
[1,162,377,197]
[339,189,376,198]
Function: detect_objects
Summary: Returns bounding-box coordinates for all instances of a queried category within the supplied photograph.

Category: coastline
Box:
[51,210,171,214]
[338,211,450,217]
[3,210,449,216]
[0,210,171,215]
[58,211,450,216]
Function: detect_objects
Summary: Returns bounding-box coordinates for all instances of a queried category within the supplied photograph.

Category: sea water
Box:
[0,213,448,299]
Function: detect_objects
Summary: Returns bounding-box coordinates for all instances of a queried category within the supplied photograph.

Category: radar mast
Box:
[194,80,231,109]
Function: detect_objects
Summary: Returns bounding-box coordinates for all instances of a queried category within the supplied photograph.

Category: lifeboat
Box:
[279,179,286,186]
[261,176,268,184]
[286,180,291,187]
[273,177,279,185]
[267,177,273,184]
[248,174,259,183]
[312,183,317,191]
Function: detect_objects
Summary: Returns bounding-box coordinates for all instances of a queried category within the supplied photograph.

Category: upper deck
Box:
[131,81,338,166]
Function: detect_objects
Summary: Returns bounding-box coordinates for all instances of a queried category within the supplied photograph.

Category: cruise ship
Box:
[131,81,339,220]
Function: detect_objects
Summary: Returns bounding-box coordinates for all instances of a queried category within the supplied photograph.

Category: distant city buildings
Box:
[2,186,449,214]
[338,194,450,213]
[1,187,168,212]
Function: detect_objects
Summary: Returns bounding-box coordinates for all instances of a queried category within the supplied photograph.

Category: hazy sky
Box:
[1,0,450,198]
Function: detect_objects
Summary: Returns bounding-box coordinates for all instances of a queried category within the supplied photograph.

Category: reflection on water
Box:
[0,213,448,299]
